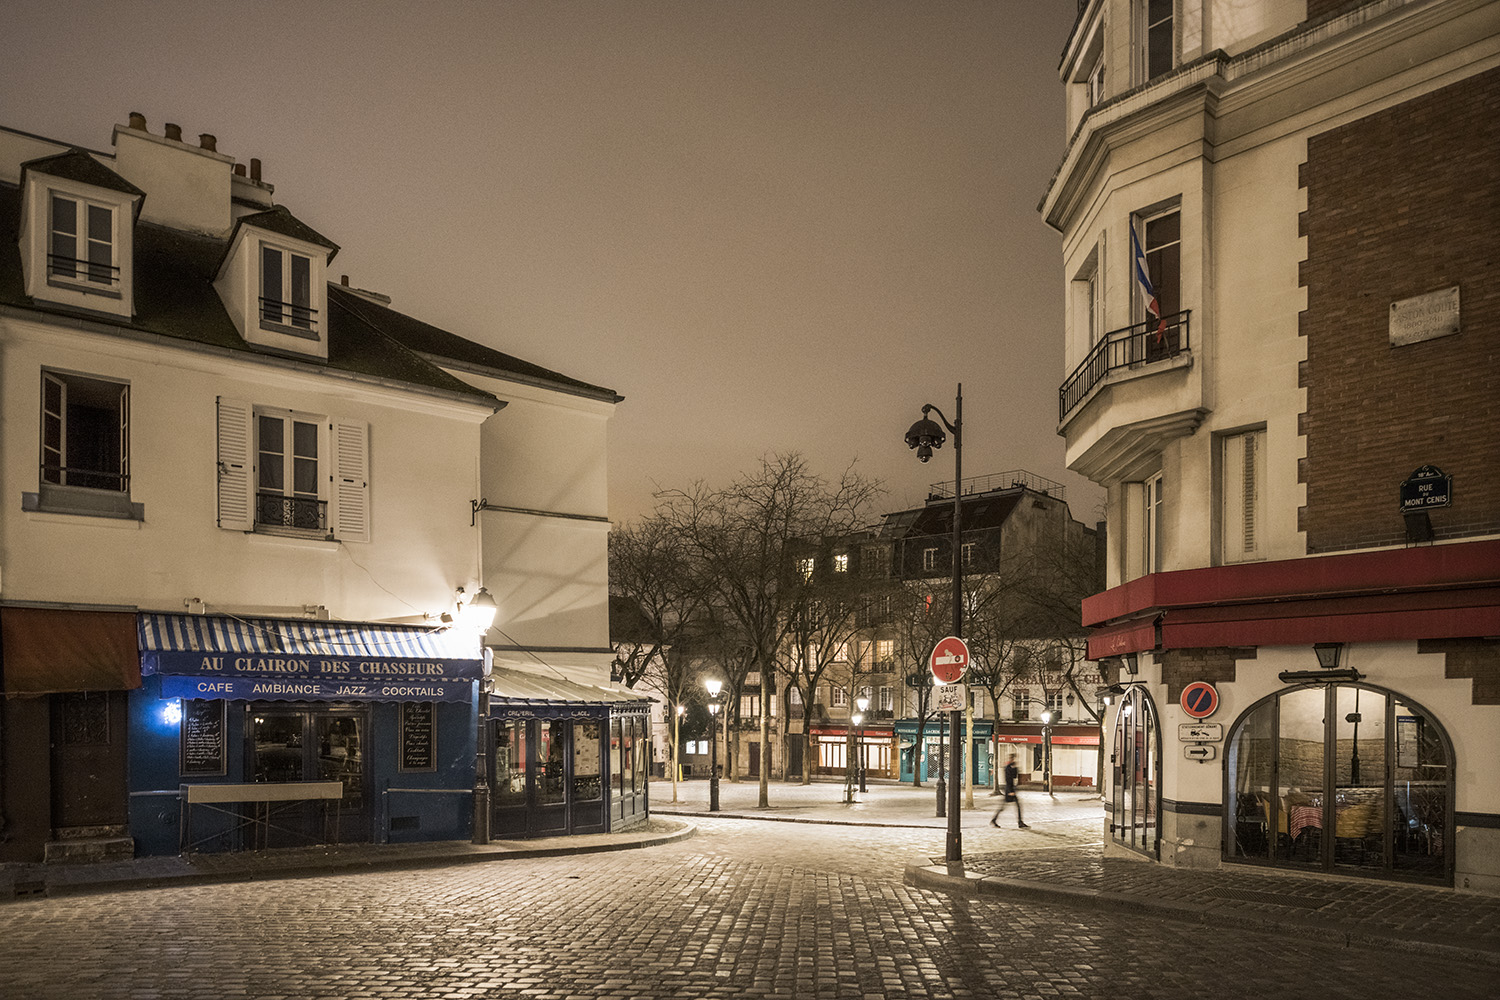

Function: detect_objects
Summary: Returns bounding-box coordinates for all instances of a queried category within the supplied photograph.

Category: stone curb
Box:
[2,820,698,903]
[906,863,1500,968]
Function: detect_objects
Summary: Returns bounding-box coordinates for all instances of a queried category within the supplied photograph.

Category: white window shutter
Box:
[216,397,253,530]
[330,419,370,542]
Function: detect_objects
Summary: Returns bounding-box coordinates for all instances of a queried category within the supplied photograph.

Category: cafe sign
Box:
[1400,465,1452,513]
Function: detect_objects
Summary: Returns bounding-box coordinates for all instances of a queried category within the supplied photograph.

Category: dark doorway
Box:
[246,705,369,847]
[49,691,128,830]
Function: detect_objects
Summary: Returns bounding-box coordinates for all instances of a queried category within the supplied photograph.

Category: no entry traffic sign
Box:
[1180,681,1220,719]
[929,636,970,685]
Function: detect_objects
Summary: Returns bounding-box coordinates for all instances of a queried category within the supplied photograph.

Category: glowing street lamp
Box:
[705,678,723,812]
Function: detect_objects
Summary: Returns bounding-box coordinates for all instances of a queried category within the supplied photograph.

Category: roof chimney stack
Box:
[164,122,182,142]
[199,133,217,152]
[250,158,261,182]
[128,112,147,131]
[233,163,246,176]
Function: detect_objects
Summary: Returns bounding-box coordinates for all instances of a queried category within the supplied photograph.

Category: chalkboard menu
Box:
[180,699,226,775]
[399,701,436,772]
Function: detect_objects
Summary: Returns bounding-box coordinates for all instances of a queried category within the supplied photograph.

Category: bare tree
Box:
[656,453,881,807]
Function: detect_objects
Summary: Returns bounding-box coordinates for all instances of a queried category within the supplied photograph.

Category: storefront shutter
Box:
[330,419,370,542]
[216,396,253,530]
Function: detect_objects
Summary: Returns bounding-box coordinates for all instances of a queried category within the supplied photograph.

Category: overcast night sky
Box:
[0,1,1101,526]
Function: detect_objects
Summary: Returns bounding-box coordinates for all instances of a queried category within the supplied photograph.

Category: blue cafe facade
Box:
[126,613,650,856]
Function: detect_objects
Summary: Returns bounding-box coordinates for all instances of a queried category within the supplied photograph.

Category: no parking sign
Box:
[1180,681,1219,719]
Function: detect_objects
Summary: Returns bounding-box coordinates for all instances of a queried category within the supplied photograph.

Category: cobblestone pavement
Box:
[2,815,1494,1000]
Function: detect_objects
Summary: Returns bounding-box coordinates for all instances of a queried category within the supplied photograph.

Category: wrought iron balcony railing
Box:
[256,492,327,532]
[1059,310,1190,421]
[48,254,120,288]
[259,296,319,331]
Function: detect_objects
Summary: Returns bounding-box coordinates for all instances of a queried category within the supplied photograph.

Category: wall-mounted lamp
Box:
[1313,642,1344,670]
[457,586,498,632]
[1121,652,1139,676]
[161,700,183,726]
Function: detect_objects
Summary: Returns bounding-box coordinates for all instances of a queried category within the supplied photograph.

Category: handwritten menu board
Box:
[399,701,436,772]
[180,699,225,775]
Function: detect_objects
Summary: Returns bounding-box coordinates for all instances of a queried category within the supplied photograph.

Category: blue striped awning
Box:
[139,613,481,703]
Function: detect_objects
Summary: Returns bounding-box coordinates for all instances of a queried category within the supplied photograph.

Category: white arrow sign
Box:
[1183,744,1218,761]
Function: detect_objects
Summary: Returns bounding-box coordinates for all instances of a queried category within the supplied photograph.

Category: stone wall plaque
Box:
[1390,286,1460,347]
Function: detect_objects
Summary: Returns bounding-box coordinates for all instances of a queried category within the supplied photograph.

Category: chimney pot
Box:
[250,158,261,182]
[199,133,217,152]
[164,123,182,141]
[234,163,246,176]
[128,112,147,131]
[341,275,350,285]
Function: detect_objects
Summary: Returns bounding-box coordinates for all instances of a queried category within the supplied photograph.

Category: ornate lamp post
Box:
[672,703,685,803]
[1041,709,1055,796]
[705,678,723,812]
[905,384,964,866]
[462,587,498,846]
[855,695,870,792]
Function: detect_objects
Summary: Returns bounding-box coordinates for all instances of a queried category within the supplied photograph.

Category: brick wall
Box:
[1160,647,1255,702]
[1298,68,1500,554]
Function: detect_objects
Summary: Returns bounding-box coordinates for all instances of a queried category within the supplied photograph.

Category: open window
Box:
[25,369,141,520]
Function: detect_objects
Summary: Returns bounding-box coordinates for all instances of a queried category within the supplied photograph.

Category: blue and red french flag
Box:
[1131,224,1168,346]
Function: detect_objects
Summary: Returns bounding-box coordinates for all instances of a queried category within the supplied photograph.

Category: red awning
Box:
[1,607,141,696]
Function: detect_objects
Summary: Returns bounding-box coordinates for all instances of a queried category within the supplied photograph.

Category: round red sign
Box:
[1180,681,1220,719]
[929,636,970,684]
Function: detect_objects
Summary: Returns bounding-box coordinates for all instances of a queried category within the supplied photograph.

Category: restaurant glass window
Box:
[631,717,647,793]
[611,718,624,794]
[574,721,603,802]
[494,720,527,807]
[316,715,364,813]
[1226,683,1452,884]
[619,717,636,794]
[537,720,565,806]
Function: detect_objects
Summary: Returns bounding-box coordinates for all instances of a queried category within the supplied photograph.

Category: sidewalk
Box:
[5,776,1498,968]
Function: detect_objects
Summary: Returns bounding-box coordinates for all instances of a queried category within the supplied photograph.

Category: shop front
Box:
[993,722,1103,789]
[808,726,895,779]
[129,613,482,855]
[0,606,141,864]
[896,719,994,786]
[486,667,653,838]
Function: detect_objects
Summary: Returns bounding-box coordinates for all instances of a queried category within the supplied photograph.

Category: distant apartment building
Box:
[1044,1,1498,890]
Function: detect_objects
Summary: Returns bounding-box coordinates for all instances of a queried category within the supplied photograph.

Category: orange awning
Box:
[1,607,141,696]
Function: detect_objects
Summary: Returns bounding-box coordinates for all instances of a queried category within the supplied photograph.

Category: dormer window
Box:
[19,148,142,320]
[49,195,118,293]
[260,244,316,335]
[214,206,338,361]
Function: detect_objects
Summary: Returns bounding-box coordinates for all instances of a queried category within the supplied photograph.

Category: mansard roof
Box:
[20,147,146,200]
[330,284,621,403]
[0,182,493,406]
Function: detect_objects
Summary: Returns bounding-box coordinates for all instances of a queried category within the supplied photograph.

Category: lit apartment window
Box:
[875,639,893,667]
[261,244,315,334]
[834,642,849,662]
[1221,429,1266,564]
[879,686,893,712]
[923,547,939,573]
[832,688,848,708]
[797,556,815,580]
[834,552,849,573]
[1142,0,1174,81]
[961,541,976,569]
[49,195,116,290]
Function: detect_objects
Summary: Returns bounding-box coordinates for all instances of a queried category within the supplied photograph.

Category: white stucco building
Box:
[1044,0,1498,891]
[0,114,644,865]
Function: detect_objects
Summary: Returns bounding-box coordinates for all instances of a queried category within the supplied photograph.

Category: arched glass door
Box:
[1225,683,1452,883]
[1110,686,1160,857]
